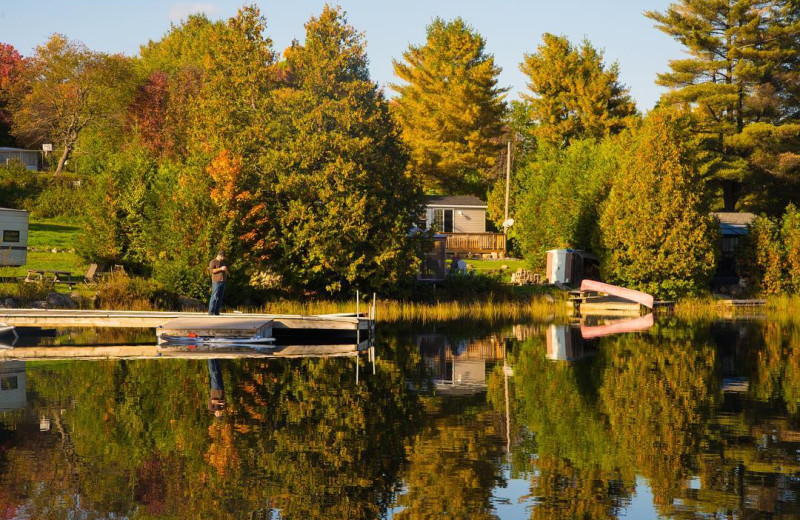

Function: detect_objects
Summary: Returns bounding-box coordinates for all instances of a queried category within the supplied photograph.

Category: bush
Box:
[0,162,44,208]
[95,272,179,310]
[31,176,87,218]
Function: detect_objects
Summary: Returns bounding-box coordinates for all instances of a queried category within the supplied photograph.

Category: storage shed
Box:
[546,249,598,285]
[0,208,28,267]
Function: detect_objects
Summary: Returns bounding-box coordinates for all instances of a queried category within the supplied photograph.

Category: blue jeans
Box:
[208,281,226,315]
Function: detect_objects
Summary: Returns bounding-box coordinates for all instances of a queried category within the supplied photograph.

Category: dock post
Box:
[356,354,360,384]
[371,346,375,375]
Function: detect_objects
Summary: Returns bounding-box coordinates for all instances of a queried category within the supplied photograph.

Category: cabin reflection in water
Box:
[416,334,505,395]
[545,325,594,362]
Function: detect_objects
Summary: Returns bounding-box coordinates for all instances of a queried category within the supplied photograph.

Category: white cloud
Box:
[168,3,220,22]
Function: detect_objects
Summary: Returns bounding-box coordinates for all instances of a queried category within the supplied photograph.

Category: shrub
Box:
[31,176,87,218]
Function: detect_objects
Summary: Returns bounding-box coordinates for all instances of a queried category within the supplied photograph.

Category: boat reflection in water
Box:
[546,314,655,362]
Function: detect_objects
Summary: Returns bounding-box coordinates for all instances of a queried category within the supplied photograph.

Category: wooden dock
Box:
[0,341,373,361]
[0,309,372,339]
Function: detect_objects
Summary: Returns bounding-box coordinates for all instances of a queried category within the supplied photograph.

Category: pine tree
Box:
[391,18,507,196]
[646,0,800,211]
[252,6,423,294]
[518,33,637,147]
[598,111,718,299]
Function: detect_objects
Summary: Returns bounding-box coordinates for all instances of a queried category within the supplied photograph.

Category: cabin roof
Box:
[425,195,487,208]
[0,208,28,213]
[713,212,755,237]
[713,212,756,226]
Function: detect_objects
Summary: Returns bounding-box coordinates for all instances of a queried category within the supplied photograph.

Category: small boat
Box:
[157,334,275,346]
[156,317,274,346]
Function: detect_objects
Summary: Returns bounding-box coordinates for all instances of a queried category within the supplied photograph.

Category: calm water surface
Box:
[0,318,798,519]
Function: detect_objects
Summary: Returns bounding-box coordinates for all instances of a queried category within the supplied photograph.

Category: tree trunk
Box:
[722,180,741,212]
[54,144,71,175]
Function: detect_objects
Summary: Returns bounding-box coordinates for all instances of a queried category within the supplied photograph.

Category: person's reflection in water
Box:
[207,359,226,417]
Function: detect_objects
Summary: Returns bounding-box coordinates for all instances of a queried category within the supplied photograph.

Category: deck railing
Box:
[442,233,506,254]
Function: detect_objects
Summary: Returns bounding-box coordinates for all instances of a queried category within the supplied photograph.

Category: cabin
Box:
[421,196,506,256]
[0,148,41,171]
[0,208,29,267]
[712,212,755,287]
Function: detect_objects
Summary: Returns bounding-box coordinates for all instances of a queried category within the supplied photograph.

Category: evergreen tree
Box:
[252,6,423,294]
[391,18,507,196]
[646,0,800,211]
[598,111,718,299]
[518,33,637,147]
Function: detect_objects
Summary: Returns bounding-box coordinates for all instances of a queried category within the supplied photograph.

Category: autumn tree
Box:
[391,18,507,196]
[0,43,23,147]
[646,0,800,211]
[518,33,637,147]
[598,111,718,299]
[10,34,135,174]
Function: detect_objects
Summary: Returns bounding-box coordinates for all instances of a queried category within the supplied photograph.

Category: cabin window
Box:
[433,209,453,233]
[0,376,17,391]
[2,230,19,243]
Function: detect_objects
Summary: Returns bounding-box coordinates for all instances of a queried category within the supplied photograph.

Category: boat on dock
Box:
[156,317,275,346]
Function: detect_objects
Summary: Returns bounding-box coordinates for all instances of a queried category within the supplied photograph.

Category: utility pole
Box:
[504,140,511,257]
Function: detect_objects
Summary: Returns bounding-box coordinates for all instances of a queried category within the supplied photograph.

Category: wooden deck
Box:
[442,233,506,254]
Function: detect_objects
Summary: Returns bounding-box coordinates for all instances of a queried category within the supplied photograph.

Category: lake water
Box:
[0,318,798,519]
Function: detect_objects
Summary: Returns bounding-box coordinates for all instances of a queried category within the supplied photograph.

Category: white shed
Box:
[0,208,29,266]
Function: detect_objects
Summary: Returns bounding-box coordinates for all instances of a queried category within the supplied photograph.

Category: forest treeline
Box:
[1,1,800,299]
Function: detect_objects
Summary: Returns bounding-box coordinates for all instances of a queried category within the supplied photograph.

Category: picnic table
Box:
[24,270,80,285]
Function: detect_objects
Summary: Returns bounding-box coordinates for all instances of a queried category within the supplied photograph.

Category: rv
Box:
[0,208,28,267]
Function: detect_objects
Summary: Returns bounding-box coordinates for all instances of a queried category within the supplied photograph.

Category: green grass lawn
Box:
[461,258,528,283]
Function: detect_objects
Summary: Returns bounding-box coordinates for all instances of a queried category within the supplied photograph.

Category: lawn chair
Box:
[84,263,101,284]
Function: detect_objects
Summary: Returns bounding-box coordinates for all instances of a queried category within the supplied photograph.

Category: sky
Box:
[0,0,684,110]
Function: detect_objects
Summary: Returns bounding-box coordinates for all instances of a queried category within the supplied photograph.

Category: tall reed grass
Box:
[254,297,564,324]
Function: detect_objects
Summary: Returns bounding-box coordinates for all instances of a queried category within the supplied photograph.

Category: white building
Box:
[0,208,28,266]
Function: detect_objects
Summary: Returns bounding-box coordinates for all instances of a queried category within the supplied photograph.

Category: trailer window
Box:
[2,230,19,243]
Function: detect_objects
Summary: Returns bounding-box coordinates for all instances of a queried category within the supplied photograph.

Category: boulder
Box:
[178,296,206,312]
[30,301,48,309]
[0,297,18,309]
[46,292,77,309]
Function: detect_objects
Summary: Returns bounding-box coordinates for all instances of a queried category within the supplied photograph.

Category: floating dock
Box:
[0,341,373,361]
[0,310,372,341]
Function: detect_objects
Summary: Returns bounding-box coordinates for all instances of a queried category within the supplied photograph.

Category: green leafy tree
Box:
[391,18,507,196]
[510,138,620,269]
[518,33,637,147]
[646,0,800,212]
[9,34,135,174]
[598,111,718,299]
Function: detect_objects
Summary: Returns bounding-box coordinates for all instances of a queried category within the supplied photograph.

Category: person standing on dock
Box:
[208,251,228,315]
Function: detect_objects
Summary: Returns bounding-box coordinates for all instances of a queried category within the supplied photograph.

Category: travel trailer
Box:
[0,208,28,267]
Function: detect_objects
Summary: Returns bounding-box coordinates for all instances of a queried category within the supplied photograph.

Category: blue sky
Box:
[0,0,682,110]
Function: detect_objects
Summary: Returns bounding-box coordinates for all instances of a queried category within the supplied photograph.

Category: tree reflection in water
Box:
[0,320,797,518]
